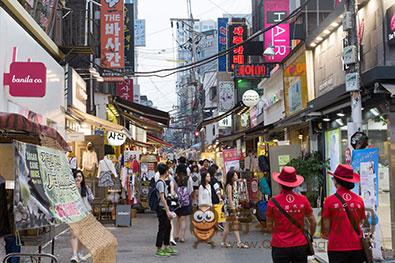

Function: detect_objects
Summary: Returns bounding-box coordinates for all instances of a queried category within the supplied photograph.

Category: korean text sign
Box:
[13,141,88,230]
[218,17,229,72]
[223,148,240,174]
[101,0,125,69]
[116,78,133,102]
[264,0,290,63]
[227,23,247,72]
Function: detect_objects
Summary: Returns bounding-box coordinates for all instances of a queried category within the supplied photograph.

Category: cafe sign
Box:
[107,131,126,146]
[3,47,46,97]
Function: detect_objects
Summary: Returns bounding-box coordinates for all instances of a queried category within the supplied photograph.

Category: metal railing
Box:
[3,253,58,263]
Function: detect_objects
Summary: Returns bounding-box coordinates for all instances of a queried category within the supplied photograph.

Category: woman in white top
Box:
[198,171,212,208]
[97,155,118,200]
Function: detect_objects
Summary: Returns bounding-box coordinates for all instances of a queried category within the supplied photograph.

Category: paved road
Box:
[26,213,273,263]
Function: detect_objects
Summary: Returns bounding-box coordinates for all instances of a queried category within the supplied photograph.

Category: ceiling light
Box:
[263,46,276,56]
[331,22,339,27]
[96,77,104,82]
[370,108,380,116]
[323,29,331,35]
[310,43,317,48]
[337,112,345,117]
[336,118,344,126]
[323,117,331,122]
[89,67,97,74]
[316,36,323,41]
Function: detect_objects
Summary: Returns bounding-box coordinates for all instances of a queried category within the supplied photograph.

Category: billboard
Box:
[264,0,290,63]
[227,23,248,72]
[124,3,135,72]
[100,0,125,69]
[217,18,229,72]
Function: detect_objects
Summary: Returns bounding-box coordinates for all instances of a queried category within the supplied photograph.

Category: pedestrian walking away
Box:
[321,164,368,263]
[266,166,316,263]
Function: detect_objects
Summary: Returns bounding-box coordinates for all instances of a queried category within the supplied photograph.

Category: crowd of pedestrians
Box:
[151,157,370,263]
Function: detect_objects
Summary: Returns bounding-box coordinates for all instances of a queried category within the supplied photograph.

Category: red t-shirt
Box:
[322,187,366,251]
[267,190,313,248]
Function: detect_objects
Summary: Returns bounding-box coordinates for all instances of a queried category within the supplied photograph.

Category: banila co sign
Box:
[107,131,127,146]
[3,47,46,97]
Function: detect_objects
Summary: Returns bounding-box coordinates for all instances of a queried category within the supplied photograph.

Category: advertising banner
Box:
[283,53,308,115]
[135,19,146,47]
[124,3,135,72]
[116,78,133,102]
[223,148,240,174]
[217,18,229,72]
[264,0,290,63]
[325,129,341,195]
[100,0,125,69]
[13,141,88,229]
[218,81,235,112]
[227,23,247,72]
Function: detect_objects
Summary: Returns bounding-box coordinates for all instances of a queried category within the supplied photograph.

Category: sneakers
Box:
[170,240,177,246]
[155,249,171,257]
[164,247,178,256]
[70,255,80,263]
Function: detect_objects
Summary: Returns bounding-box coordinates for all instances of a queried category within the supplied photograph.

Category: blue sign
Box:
[351,148,379,208]
[217,18,229,72]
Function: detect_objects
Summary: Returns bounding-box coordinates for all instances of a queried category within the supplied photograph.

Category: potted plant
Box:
[287,152,329,207]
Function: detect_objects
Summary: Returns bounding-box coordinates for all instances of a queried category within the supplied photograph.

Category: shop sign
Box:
[100,0,125,69]
[124,3,135,72]
[242,90,260,107]
[263,90,282,110]
[107,131,126,146]
[234,64,270,79]
[223,148,240,173]
[135,19,146,47]
[386,4,395,45]
[217,17,229,72]
[116,79,133,102]
[227,23,247,72]
[4,48,46,97]
[218,114,232,128]
[218,81,235,111]
[66,132,85,142]
[250,106,258,128]
[264,0,290,63]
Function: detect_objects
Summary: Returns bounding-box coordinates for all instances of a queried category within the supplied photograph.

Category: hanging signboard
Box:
[217,17,229,72]
[234,64,270,79]
[218,81,235,112]
[135,19,146,47]
[100,0,125,69]
[13,141,88,229]
[227,23,248,72]
[116,78,133,102]
[107,131,127,146]
[264,0,290,63]
[124,3,135,72]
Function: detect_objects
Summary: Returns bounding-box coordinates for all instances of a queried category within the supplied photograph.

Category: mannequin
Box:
[82,142,98,195]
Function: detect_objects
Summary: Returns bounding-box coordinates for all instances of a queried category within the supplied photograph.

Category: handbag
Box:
[334,193,373,263]
[98,159,115,187]
[271,198,315,256]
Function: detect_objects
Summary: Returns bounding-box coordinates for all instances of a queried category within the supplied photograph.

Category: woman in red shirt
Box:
[266,166,316,263]
[321,164,367,263]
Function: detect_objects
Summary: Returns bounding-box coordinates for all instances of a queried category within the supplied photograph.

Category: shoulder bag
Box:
[272,198,314,256]
[334,193,373,263]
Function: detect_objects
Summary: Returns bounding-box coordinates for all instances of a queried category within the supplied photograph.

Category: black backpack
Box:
[148,179,165,212]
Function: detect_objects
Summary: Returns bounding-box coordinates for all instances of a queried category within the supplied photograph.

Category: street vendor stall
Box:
[0,113,118,263]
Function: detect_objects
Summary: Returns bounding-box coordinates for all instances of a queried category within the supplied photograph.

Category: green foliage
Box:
[287,152,329,207]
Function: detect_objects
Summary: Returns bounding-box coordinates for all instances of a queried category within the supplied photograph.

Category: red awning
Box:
[147,134,173,148]
[0,112,70,151]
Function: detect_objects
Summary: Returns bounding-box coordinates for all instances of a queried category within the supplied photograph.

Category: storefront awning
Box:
[0,112,69,151]
[113,97,170,126]
[120,110,163,133]
[147,134,173,148]
[217,131,245,144]
[67,107,132,139]
[197,102,249,130]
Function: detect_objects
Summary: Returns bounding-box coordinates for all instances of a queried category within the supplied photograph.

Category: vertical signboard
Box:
[217,17,229,72]
[135,19,146,47]
[116,79,133,102]
[124,3,135,73]
[101,0,125,69]
[264,0,290,63]
[218,81,235,112]
[227,23,247,72]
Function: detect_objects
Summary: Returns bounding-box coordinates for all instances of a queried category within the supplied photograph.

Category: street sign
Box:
[345,72,360,91]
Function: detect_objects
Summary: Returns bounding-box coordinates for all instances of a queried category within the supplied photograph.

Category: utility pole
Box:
[344,0,362,143]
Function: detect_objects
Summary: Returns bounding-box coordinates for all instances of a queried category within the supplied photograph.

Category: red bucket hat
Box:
[329,164,360,183]
[272,166,304,188]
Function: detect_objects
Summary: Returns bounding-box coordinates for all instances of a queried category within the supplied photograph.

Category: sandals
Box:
[237,242,249,249]
[221,242,231,248]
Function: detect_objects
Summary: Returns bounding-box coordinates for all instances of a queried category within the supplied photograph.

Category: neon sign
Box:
[227,23,247,72]
[234,64,269,78]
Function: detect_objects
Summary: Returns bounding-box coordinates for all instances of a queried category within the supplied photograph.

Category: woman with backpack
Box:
[174,164,193,243]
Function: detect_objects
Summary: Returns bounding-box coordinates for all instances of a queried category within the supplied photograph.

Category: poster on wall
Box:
[218,81,235,112]
[288,78,302,113]
[13,141,88,229]
[223,148,240,174]
[325,129,341,194]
